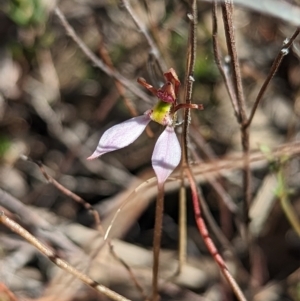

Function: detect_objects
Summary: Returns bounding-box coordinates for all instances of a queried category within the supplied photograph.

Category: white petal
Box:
[88,115,151,160]
[152,126,181,185]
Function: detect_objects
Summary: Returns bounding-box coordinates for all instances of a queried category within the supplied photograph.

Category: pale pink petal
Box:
[88,115,151,160]
[152,126,181,185]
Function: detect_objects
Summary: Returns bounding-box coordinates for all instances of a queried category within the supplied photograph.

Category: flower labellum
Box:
[152,126,181,186]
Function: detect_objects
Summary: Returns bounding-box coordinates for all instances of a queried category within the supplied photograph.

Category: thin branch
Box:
[190,141,300,178]
[0,212,131,301]
[204,0,300,27]
[190,124,240,214]
[221,0,247,124]
[0,187,82,254]
[212,1,239,118]
[176,0,198,284]
[182,0,198,164]
[26,158,147,300]
[120,0,167,73]
[54,6,152,105]
[96,31,154,138]
[221,0,251,227]
[109,245,148,300]
[97,33,139,118]
[245,28,300,127]
[25,76,133,187]
[33,160,102,229]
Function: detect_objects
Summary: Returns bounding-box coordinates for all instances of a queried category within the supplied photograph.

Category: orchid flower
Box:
[88,68,203,186]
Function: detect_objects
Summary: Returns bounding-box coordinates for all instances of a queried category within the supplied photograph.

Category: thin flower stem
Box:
[178,183,187,273]
[241,127,251,226]
[177,0,198,281]
[184,168,248,301]
[120,0,167,73]
[0,212,131,301]
[221,0,251,228]
[152,185,165,301]
[245,28,300,128]
[182,0,198,164]
[212,1,239,118]
[221,0,247,123]
[54,6,152,105]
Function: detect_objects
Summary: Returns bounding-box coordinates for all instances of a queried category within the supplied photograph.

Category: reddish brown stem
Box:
[151,185,165,301]
[184,167,248,301]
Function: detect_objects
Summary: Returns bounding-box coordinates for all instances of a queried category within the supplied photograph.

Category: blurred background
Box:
[0,0,300,300]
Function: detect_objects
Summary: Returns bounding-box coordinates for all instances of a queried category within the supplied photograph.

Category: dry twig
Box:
[0,212,131,301]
